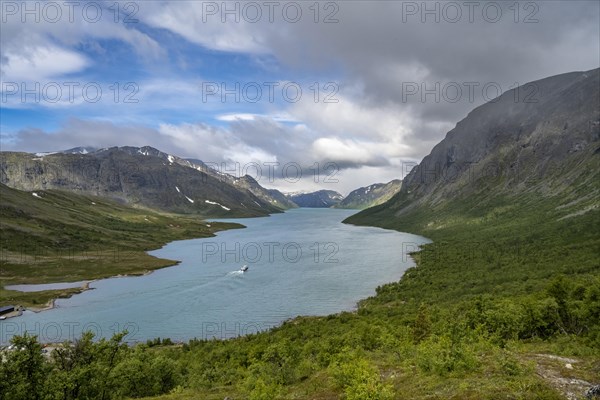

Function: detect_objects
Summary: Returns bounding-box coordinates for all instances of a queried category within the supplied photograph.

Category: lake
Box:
[0,209,430,344]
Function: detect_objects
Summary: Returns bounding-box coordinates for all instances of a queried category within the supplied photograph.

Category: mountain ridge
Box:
[286,189,344,208]
[346,68,600,229]
[0,146,294,218]
[334,179,402,209]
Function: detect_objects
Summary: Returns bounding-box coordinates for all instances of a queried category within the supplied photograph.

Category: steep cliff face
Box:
[335,180,402,210]
[347,69,600,227]
[0,147,286,217]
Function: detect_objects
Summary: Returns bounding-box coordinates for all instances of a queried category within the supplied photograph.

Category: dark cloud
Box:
[2,1,599,193]
[262,1,599,123]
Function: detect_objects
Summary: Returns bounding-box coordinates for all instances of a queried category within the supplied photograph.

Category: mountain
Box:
[0,146,292,217]
[117,147,296,211]
[287,190,344,208]
[61,146,98,155]
[234,175,298,210]
[335,180,402,209]
[346,68,600,229]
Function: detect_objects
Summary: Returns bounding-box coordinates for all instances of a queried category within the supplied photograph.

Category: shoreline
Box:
[27,298,56,313]
[24,279,95,313]
[2,268,164,319]
[1,245,428,344]
[3,214,430,345]
[0,216,246,319]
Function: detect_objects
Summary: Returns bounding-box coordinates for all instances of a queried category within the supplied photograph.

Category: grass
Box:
[0,287,85,310]
[0,184,243,307]
[128,157,599,399]
[2,154,599,398]
[3,194,599,398]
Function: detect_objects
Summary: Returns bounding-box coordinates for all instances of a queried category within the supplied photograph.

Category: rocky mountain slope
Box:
[335,180,402,209]
[235,175,298,210]
[0,146,293,217]
[347,68,600,228]
[287,190,344,208]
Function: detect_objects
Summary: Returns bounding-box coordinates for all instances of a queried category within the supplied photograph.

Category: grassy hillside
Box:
[0,184,242,307]
[147,189,597,399]
[133,73,599,398]
[2,71,599,399]
[3,181,597,399]
[346,151,599,302]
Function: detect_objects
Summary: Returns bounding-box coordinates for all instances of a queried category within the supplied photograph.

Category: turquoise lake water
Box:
[0,209,430,344]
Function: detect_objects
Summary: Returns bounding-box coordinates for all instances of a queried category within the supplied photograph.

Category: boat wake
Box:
[227,265,249,276]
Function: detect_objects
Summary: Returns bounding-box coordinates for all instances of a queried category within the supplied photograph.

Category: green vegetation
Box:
[1,331,181,400]
[0,184,241,307]
[2,187,598,399]
[1,147,599,399]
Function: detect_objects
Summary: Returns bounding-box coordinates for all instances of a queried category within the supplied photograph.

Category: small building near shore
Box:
[0,306,15,316]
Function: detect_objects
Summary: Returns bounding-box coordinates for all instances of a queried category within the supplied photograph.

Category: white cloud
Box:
[217,113,264,121]
[0,2,164,80]
[139,2,270,53]
[158,122,277,166]
[216,112,298,122]
[1,45,89,81]
[311,137,387,167]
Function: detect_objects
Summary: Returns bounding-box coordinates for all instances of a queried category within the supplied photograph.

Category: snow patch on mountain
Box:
[205,200,230,211]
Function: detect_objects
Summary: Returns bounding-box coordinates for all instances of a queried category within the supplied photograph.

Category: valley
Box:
[0,150,405,311]
[1,69,598,400]
[1,1,599,397]
[0,183,241,308]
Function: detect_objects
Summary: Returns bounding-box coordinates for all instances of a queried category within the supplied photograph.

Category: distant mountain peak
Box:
[61,146,99,155]
[335,179,402,210]
[287,189,344,208]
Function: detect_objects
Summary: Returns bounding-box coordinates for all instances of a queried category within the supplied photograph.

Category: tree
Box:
[47,330,130,400]
[412,303,432,344]
[1,333,49,400]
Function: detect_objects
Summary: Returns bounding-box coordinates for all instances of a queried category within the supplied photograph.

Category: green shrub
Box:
[416,332,479,375]
[330,354,393,400]
[412,303,432,343]
[112,350,179,397]
[248,377,281,400]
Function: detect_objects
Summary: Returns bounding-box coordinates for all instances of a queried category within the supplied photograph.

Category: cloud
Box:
[2,119,163,153]
[216,113,298,123]
[132,1,600,168]
[138,1,272,53]
[311,137,389,169]
[1,45,89,81]
[158,121,277,166]
[2,1,599,193]
[0,2,164,79]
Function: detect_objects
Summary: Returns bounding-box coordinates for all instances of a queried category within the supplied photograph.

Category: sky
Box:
[1,0,599,195]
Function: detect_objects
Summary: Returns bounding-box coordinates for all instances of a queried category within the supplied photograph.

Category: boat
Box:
[240,265,249,272]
